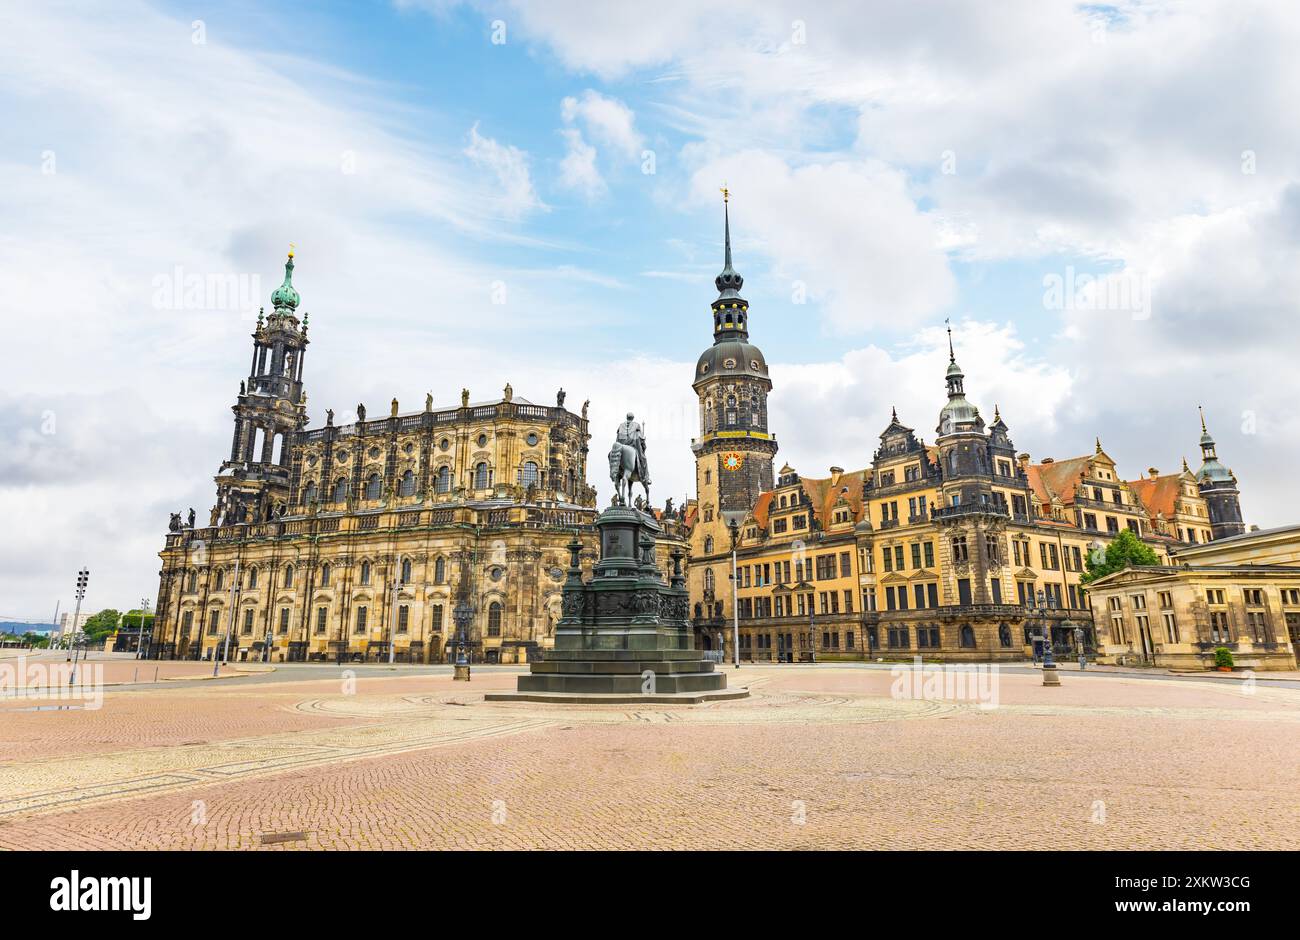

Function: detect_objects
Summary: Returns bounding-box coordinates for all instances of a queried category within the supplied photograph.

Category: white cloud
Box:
[561,89,644,159]
[464,122,545,218]
[687,151,956,334]
[557,128,606,199]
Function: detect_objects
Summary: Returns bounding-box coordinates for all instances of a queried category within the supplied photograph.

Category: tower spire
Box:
[946,318,955,363]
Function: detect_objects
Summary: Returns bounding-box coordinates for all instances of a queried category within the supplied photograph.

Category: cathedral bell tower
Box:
[691,192,777,539]
[212,248,310,526]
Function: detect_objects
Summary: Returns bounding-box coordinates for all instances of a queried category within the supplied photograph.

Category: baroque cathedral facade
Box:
[153,250,660,664]
[683,203,1250,664]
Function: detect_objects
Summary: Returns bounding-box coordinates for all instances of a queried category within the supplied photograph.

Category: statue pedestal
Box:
[486,505,746,704]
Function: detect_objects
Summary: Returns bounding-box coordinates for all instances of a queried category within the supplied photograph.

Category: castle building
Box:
[152,252,694,664]
[683,206,1249,663]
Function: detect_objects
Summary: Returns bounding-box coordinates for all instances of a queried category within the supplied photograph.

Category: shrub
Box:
[1213,646,1234,669]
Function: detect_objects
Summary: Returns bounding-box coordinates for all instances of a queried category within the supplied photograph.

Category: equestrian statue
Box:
[608,412,651,508]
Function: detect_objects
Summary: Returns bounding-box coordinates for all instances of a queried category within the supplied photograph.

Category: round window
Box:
[751,359,762,371]
[439,438,450,451]
[403,443,414,454]
[700,363,709,374]
[527,432,539,446]
[723,358,736,369]
[336,450,348,461]
[368,447,380,459]
[477,433,488,447]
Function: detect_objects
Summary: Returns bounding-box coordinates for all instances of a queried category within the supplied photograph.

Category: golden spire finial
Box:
[288,242,295,259]
[720,183,729,204]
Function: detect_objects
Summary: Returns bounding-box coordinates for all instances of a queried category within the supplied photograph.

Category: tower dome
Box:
[270,248,300,311]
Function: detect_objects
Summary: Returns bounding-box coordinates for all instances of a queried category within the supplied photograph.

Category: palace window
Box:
[522,461,539,488]
[401,558,412,583]
[959,625,976,648]
[355,606,368,634]
[360,561,371,585]
[475,462,490,490]
[398,605,410,634]
[283,565,294,588]
[320,563,330,587]
[214,568,224,591]
[302,481,317,504]
[887,626,909,649]
[315,606,327,634]
[488,602,503,637]
[704,536,714,554]
[999,623,1013,647]
[434,557,446,583]
[917,625,940,649]
[279,607,290,634]
[435,466,451,493]
[242,608,254,635]
[332,478,348,503]
[208,610,220,635]
[365,473,381,500]
[951,535,969,564]
[1210,611,1230,643]
[399,470,416,497]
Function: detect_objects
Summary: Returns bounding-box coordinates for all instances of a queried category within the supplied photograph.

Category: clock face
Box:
[722,452,744,472]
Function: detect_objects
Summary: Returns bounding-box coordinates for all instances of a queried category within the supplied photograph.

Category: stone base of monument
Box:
[487,504,748,705]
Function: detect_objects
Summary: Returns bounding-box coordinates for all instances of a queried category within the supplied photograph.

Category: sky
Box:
[2,0,1299,620]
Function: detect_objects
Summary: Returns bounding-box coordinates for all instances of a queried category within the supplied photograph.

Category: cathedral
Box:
[152,250,690,664]
[682,201,1251,664]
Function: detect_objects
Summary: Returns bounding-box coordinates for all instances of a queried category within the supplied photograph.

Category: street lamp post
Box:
[387,577,400,666]
[452,599,472,680]
[264,628,273,663]
[136,597,151,659]
[69,568,88,684]
[1038,588,1061,687]
[215,557,240,677]
[728,517,741,669]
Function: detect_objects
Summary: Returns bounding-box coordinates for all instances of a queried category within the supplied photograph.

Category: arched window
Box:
[320,563,330,587]
[704,536,714,554]
[360,561,371,586]
[332,477,348,503]
[960,624,976,648]
[214,568,224,591]
[400,557,412,583]
[365,473,381,500]
[435,465,451,493]
[283,565,294,588]
[302,481,317,504]
[998,622,1012,648]
[474,462,489,489]
[186,570,197,592]
[522,461,539,487]
[434,557,446,583]
[704,569,715,592]
[247,567,258,589]
[399,470,416,497]
[487,602,502,637]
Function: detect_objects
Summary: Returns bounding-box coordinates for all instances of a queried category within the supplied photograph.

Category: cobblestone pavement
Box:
[0,665,1296,850]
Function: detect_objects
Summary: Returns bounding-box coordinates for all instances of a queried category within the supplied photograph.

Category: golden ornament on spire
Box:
[720,183,729,203]
[288,242,295,259]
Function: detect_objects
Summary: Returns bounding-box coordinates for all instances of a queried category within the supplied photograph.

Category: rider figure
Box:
[616,413,650,484]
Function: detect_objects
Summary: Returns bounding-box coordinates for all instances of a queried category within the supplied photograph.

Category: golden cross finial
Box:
[720,183,729,203]
[288,242,295,259]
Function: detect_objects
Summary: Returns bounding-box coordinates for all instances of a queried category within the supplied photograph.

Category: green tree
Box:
[119,611,155,631]
[22,632,50,649]
[81,609,121,641]
[1081,529,1161,585]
